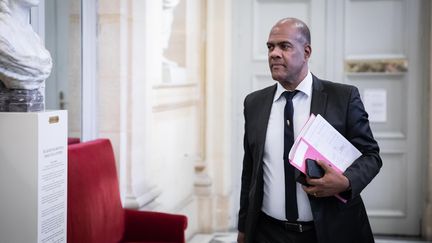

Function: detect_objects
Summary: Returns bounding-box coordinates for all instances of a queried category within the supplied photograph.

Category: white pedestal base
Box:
[0,111,67,243]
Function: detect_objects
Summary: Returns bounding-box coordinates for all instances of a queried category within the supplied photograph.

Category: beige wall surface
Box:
[96,0,229,238]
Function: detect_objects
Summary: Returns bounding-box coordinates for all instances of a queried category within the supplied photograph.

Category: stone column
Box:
[194,162,213,233]
[204,0,232,232]
[97,0,161,209]
[68,0,81,139]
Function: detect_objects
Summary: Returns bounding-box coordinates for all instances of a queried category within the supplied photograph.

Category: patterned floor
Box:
[189,232,432,243]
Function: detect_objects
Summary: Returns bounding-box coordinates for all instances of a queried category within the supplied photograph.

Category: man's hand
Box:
[237,232,245,243]
[302,160,350,197]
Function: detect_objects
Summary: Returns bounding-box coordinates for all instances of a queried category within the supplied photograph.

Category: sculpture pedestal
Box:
[0,111,67,243]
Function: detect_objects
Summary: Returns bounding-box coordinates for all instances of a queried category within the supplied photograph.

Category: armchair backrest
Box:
[67,139,125,243]
[67,137,80,145]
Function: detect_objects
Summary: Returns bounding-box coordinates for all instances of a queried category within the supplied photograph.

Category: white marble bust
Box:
[0,0,52,90]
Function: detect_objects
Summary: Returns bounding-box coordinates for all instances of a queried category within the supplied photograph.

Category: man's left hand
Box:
[302,160,350,197]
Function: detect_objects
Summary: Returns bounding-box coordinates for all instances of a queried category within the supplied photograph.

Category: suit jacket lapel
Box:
[255,84,277,164]
[310,75,328,116]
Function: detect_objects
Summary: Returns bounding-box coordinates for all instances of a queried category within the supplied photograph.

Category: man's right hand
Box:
[237,232,245,243]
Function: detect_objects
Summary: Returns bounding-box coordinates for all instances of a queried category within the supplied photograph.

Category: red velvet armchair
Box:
[67,137,80,145]
[67,139,187,243]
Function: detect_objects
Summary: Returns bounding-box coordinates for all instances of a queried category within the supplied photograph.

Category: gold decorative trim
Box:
[49,116,59,124]
[345,58,408,74]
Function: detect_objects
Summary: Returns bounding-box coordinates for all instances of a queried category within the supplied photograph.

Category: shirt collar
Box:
[274,71,313,102]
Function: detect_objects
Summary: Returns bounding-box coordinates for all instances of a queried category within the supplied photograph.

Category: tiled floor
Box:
[189,232,432,243]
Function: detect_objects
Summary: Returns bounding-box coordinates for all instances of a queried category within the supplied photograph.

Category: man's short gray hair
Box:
[278,17,311,45]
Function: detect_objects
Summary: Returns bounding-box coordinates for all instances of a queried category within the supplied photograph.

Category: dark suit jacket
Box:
[238,75,382,243]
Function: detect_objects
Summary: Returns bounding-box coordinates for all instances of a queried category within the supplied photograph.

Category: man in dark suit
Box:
[237,18,382,243]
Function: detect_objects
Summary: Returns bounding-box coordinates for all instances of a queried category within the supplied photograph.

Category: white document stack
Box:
[289,114,362,176]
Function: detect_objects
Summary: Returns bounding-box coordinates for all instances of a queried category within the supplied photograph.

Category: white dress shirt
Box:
[261,71,313,221]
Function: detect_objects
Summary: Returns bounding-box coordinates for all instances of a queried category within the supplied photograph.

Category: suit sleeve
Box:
[343,86,382,199]
[238,97,253,233]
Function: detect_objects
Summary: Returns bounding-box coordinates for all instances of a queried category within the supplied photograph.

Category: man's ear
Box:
[304,44,312,59]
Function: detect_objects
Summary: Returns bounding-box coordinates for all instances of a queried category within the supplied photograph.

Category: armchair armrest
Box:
[122,209,187,243]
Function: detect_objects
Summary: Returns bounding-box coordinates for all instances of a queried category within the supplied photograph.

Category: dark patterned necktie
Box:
[282,90,299,221]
